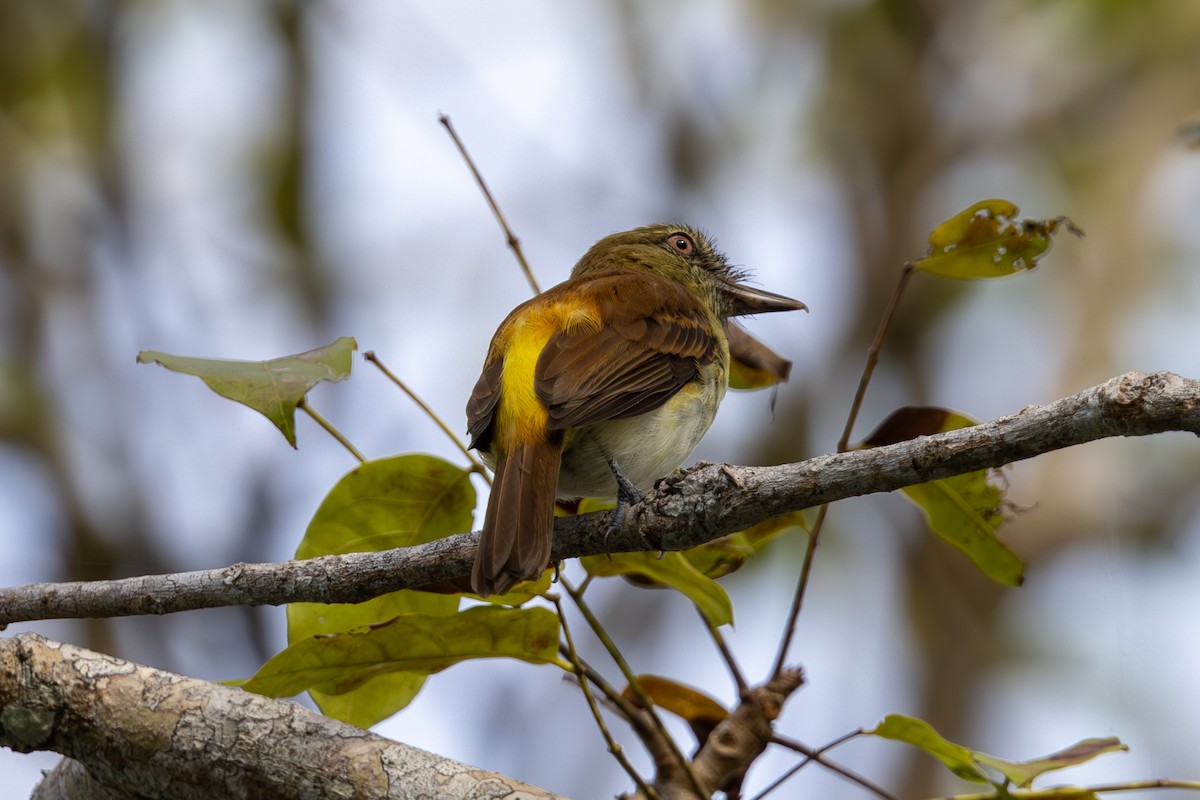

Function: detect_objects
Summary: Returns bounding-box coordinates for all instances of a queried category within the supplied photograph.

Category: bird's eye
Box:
[666,233,695,255]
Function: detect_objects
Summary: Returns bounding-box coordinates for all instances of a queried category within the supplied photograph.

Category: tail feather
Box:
[471,440,562,596]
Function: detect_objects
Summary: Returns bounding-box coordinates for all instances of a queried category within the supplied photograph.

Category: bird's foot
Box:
[603,456,646,554]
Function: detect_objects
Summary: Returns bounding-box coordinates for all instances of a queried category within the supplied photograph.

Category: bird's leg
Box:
[603,455,646,553]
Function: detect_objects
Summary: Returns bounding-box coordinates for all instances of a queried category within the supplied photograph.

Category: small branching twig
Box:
[772,265,914,678]
[552,594,659,800]
[363,350,487,475]
[699,607,748,696]
[561,575,709,798]
[439,113,541,294]
[296,397,366,463]
[759,731,899,800]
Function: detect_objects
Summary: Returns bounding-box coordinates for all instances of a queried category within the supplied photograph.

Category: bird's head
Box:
[571,224,807,319]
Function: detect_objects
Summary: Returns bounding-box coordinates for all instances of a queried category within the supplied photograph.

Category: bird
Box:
[466,224,806,596]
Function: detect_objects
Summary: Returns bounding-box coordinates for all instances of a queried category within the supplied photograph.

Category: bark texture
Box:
[0,634,563,800]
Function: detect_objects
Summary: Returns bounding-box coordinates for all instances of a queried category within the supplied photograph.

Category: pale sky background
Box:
[3,2,1200,798]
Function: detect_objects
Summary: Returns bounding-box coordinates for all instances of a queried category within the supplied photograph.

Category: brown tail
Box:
[471,439,562,596]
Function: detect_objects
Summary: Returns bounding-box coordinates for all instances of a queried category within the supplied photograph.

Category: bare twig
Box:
[772,265,913,678]
[297,397,366,463]
[759,731,899,800]
[552,594,659,800]
[363,350,487,474]
[561,576,708,798]
[699,606,748,696]
[3,371,1198,626]
[439,113,541,294]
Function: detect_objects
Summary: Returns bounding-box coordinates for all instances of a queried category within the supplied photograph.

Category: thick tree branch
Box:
[629,668,806,800]
[1,371,1197,626]
[0,633,563,800]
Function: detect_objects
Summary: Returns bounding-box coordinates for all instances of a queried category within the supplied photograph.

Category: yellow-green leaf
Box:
[683,511,810,579]
[625,674,729,726]
[625,674,729,744]
[861,409,1024,587]
[913,199,1082,279]
[974,737,1128,789]
[285,454,476,725]
[137,336,357,447]
[290,591,449,728]
[903,475,1023,586]
[240,606,561,700]
[727,322,793,390]
[872,715,1125,794]
[870,714,992,784]
[295,454,474,558]
[581,551,733,627]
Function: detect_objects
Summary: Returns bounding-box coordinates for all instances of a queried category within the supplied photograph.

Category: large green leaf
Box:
[581,550,733,627]
[862,408,1024,587]
[913,199,1081,279]
[290,592,449,729]
[241,606,562,700]
[295,453,474,558]
[137,336,357,447]
[284,454,476,725]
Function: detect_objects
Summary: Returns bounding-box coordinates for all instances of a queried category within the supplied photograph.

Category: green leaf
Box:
[871,715,1126,793]
[289,591,450,728]
[913,199,1082,279]
[682,511,810,579]
[727,322,793,390]
[240,606,561,700]
[862,409,1024,587]
[581,551,733,627]
[137,336,357,447]
[870,714,992,783]
[285,454,476,726]
[974,737,1128,789]
[295,453,474,558]
[903,476,1023,586]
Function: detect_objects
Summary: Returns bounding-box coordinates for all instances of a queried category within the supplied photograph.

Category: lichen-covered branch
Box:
[0,634,564,800]
[1,370,1196,627]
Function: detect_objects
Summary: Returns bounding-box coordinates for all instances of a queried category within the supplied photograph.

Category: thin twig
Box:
[363,350,487,475]
[764,731,899,800]
[297,397,366,463]
[551,594,659,800]
[557,644,644,721]
[439,113,541,295]
[698,606,748,696]
[771,265,914,678]
[561,575,708,799]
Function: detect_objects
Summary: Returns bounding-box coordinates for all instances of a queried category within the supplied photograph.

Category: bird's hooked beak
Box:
[721,279,808,316]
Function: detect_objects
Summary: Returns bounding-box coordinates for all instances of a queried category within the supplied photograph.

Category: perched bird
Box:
[466,224,806,596]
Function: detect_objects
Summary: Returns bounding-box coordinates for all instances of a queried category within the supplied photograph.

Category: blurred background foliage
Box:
[2,1,1200,797]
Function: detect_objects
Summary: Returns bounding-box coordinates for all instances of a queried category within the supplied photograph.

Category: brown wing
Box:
[536,272,718,431]
[465,358,503,452]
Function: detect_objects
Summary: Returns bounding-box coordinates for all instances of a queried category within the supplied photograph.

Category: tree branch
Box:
[1,371,1196,626]
[0,633,565,800]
